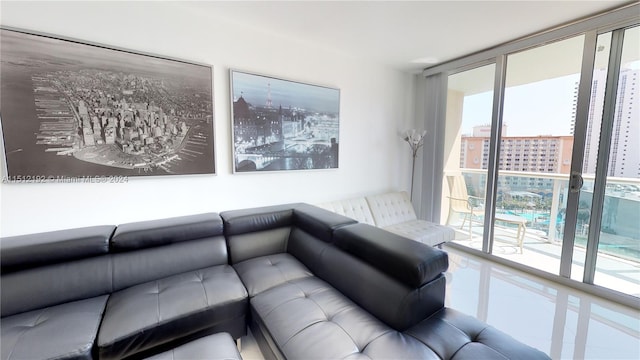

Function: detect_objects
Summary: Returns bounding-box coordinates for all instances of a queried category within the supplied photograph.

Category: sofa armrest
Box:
[333,223,448,288]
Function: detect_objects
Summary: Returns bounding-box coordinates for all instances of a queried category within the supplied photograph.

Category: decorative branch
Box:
[403,129,427,158]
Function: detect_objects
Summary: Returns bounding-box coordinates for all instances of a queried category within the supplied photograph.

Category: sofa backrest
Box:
[366,191,417,228]
[109,213,226,291]
[0,225,115,317]
[316,197,376,226]
[221,204,298,264]
[221,203,357,264]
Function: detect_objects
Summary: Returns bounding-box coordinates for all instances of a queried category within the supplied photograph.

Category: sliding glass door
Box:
[493,35,585,273]
[572,26,640,296]
[441,23,639,298]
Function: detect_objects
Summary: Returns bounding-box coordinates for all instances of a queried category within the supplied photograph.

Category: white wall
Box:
[0,1,418,236]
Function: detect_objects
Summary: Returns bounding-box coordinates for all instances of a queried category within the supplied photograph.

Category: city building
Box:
[583,68,640,177]
[460,126,574,174]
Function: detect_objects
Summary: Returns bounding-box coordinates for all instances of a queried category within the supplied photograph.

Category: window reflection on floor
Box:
[444,246,640,360]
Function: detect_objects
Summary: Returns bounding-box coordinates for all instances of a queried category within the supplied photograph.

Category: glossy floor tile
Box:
[444,245,640,360]
[239,328,264,360]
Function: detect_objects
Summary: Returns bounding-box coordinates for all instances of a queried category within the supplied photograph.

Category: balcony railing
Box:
[456,168,640,263]
[445,169,640,296]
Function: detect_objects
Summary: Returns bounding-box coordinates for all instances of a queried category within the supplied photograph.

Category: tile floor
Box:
[238,245,640,359]
[445,246,640,360]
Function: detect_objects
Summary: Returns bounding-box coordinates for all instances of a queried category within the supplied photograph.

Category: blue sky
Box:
[462,74,579,137]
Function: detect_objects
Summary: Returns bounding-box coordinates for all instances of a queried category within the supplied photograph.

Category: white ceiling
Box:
[180,0,632,73]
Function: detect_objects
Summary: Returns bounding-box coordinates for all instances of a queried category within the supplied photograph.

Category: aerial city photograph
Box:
[0,29,214,179]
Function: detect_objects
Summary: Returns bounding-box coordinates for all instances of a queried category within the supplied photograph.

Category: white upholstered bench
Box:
[318,191,454,247]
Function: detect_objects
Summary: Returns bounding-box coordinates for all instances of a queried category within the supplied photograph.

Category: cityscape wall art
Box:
[0,27,215,182]
[230,70,340,173]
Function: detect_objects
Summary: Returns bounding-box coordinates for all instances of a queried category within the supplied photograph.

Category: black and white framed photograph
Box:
[0,27,215,181]
[230,70,340,173]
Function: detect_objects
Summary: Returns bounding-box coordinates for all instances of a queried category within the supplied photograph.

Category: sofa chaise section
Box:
[1,226,115,360]
[221,204,450,359]
[97,213,248,360]
[222,203,549,360]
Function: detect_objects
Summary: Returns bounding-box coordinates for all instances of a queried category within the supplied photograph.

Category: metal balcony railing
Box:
[456,168,640,263]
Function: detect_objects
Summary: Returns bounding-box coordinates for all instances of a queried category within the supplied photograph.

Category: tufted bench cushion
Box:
[384,219,455,247]
[366,192,418,227]
[317,197,376,225]
[319,192,454,247]
[144,332,242,360]
[1,296,108,360]
[366,192,455,247]
[97,265,248,360]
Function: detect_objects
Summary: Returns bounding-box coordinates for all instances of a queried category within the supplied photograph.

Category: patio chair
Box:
[446,175,527,252]
[446,175,484,239]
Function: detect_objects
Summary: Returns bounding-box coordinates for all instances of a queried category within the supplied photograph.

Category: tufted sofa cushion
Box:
[233,253,313,297]
[1,296,108,360]
[250,276,396,359]
[406,308,550,359]
[97,265,248,360]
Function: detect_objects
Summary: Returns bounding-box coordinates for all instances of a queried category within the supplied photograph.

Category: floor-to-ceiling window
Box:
[443,64,495,243]
[434,4,639,304]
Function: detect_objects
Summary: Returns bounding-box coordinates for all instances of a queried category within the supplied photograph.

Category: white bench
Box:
[318,191,454,247]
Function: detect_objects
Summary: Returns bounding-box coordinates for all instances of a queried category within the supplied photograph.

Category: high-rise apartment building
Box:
[583,68,639,178]
[460,126,574,174]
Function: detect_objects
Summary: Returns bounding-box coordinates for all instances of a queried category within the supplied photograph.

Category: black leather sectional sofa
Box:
[0,203,550,360]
